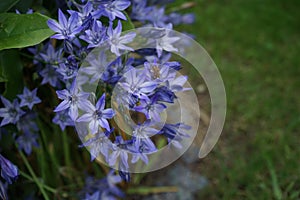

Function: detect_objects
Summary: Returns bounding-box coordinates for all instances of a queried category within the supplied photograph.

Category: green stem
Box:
[127,186,178,195]
[19,151,50,200]
[62,130,72,167]
[19,170,57,194]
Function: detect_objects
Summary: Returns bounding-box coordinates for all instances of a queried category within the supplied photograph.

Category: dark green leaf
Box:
[0,0,20,13]
[0,50,23,100]
[0,13,54,51]
[122,12,135,31]
[0,63,7,82]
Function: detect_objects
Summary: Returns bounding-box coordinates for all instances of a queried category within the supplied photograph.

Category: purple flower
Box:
[144,61,176,83]
[167,13,195,25]
[107,21,136,56]
[131,0,153,22]
[106,170,123,196]
[147,6,169,28]
[102,57,133,85]
[39,43,62,65]
[56,62,78,81]
[0,181,8,200]
[167,75,191,93]
[16,131,39,155]
[39,65,62,87]
[119,68,158,100]
[84,191,100,200]
[0,154,18,184]
[82,51,109,83]
[54,80,90,120]
[68,2,102,24]
[79,130,113,161]
[134,97,166,121]
[80,171,124,199]
[0,97,25,127]
[154,25,180,57]
[77,93,115,133]
[100,0,131,21]
[47,9,82,40]
[17,87,41,109]
[80,20,107,48]
[153,86,176,103]
[52,110,74,130]
[159,123,191,149]
[17,112,39,133]
[132,123,158,152]
[108,136,130,170]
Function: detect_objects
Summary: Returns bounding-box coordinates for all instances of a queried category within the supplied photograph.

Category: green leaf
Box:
[0,50,23,100]
[0,64,7,82]
[121,12,135,31]
[0,13,54,51]
[0,0,20,13]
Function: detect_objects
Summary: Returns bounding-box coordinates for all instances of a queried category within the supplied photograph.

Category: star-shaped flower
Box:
[47,9,82,40]
[0,97,25,127]
[54,80,90,121]
[107,21,136,56]
[17,87,41,109]
[77,93,115,133]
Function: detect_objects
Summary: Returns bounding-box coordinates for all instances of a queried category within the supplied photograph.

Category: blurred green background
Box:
[174,0,300,199]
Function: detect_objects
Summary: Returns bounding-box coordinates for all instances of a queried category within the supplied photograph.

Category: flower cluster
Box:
[0,88,41,196]
[0,0,195,199]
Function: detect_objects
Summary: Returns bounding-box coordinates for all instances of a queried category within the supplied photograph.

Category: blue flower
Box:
[146,6,169,28]
[47,9,82,40]
[79,20,107,48]
[100,0,131,21]
[56,62,78,81]
[79,131,113,161]
[16,131,39,155]
[119,68,158,100]
[107,21,136,56]
[77,93,115,133]
[131,122,158,154]
[0,181,8,200]
[0,97,25,127]
[106,170,124,197]
[108,136,130,170]
[84,191,100,200]
[167,13,195,25]
[52,110,74,130]
[0,154,18,184]
[166,75,191,93]
[68,2,101,26]
[81,51,109,83]
[39,65,62,87]
[134,97,166,122]
[159,123,191,149]
[144,61,176,83]
[54,80,91,120]
[154,25,180,57]
[153,86,176,103]
[17,87,41,109]
[101,57,133,85]
[17,112,39,133]
[80,171,124,199]
[39,43,62,66]
[131,0,153,22]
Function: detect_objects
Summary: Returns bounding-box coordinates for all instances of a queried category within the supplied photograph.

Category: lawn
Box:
[173,0,300,199]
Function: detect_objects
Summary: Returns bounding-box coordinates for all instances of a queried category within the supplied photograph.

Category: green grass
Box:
[173,0,300,199]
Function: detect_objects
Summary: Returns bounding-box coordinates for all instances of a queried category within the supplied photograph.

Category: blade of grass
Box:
[19,170,57,194]
[19,151,50,200]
